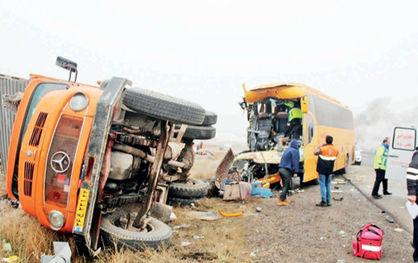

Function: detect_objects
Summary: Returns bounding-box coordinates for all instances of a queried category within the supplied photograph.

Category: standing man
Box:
[277,139,300,206]
[371,137,391,199]
[406,147,418,263]
[314,135,339,207]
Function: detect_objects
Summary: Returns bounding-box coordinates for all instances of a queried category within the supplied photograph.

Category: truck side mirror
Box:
[56,56,78,82]
[301,96,308,113]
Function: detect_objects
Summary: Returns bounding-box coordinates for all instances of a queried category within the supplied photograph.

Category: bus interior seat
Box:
[256,117,273,150]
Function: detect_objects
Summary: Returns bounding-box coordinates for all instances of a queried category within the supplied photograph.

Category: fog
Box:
[355,97,418,151]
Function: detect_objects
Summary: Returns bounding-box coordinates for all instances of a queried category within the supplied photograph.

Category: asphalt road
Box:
[345,151,413,234]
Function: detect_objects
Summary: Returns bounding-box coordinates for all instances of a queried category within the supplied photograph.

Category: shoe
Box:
[277,199,289,206]
[372,194,383,199]
[326,201,331,206]
[383,191,392,195]
[316,201,327,207]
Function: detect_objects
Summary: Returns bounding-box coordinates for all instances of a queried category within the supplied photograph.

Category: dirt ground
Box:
[243,175,412,262]
[0,147,414,262]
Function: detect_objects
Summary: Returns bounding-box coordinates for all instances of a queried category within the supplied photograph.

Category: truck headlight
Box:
[49,210,65,231]
[69,92,88,111]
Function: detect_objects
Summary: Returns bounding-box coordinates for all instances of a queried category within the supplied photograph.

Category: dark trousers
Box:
[279,167,292,201]
[372,169,386,195]
[414,214,418,261]
[285,119,302,139]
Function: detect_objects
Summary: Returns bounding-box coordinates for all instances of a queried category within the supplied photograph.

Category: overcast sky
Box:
[1,0,418,143]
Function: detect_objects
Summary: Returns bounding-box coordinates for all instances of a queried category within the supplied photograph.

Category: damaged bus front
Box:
[234,82,355,186]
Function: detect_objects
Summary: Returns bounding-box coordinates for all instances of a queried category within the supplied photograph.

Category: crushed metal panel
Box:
[0,74,28,175]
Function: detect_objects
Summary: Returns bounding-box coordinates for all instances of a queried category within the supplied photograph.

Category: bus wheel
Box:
[342,154,350,174]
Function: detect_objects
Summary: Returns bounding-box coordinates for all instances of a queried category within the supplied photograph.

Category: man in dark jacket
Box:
[278,139,300,206]
[314,135,339,207]
[407,147,418,262]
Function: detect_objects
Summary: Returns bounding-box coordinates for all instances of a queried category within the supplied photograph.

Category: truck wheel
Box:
[183,126,216,140]
[201,111,217,126]
[123,88,205,125]
[100,211,172,250]
[168,178,208,199]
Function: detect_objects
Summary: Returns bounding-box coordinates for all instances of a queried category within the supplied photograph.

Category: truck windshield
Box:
[21,83,68,136]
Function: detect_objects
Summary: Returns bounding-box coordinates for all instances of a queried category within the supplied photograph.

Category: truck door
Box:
[386,125,417,181]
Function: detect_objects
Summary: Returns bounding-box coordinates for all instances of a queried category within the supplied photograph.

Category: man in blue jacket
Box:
[278,139,300,206]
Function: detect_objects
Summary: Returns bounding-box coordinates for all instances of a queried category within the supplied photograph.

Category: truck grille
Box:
[23,161,35,196]
[29,112,48,146]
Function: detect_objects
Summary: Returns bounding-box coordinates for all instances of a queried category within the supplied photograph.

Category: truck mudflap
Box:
[72,77,130,255]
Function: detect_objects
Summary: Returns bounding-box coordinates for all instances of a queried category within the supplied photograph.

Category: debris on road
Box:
[251,181,272,198]
[223,181,252,201]
[173,224,191,230]
[218,209,244,217]
[256,206,262,212]
[192,235,204,239]
[2,239,12,252]
[394,228,404,232]
[185,211,221,221]
[385,216,394,223]
[1,256,18,262]
[40,242,71,263]
[181,241,192,247]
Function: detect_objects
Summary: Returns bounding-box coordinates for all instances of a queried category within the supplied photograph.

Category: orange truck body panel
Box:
[7,74,102,232]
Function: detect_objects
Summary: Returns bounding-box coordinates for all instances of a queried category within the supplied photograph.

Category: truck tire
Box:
[100,211,172,250]
[168,178,208,199]
[201,111,217,126]
[123,87,205,125]
[183,126,216,140]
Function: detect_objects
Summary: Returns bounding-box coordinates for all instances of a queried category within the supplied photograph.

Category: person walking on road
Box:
[372,137,391,199]
[277,139,300,206]
[406,147,418,262]
[314,135,339,207]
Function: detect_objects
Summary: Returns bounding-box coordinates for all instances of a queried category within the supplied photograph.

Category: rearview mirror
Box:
[56,56,78,82]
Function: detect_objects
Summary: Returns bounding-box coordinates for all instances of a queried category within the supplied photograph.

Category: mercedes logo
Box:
[50,151,71,173]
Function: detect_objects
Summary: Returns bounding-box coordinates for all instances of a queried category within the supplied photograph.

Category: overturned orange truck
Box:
[232,82,355,187]
[3,57,216,255]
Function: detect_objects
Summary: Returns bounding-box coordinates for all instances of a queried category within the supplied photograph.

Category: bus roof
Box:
[243,82,342,106]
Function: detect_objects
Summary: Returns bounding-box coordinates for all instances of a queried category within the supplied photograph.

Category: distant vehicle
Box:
[354,146,362,165]
[233,82,355,186]
[386,124,417,180]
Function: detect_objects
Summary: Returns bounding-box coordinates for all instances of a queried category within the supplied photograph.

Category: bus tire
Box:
[342,154,350,174]
[123,87,205,125]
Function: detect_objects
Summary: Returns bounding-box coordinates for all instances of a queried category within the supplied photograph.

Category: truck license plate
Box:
[73,188,90,233]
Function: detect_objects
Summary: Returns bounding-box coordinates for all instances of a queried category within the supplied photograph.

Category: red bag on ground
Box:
[352,223,384,260]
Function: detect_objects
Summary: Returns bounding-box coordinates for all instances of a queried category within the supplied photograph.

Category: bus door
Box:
[386,125,417,181]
